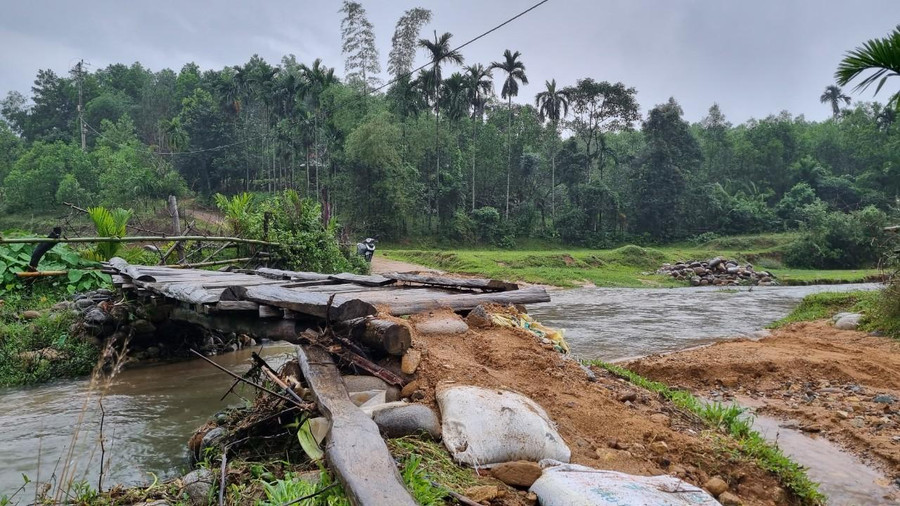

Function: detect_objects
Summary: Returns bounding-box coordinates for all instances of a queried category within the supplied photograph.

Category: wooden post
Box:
[335,317,412,356]
[168,195,186,264]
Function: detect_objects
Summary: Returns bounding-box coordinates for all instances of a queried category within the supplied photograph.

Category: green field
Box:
[381,233,882,288]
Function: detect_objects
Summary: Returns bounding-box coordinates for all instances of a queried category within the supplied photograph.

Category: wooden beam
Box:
[384,272,518,292]
[252,267,332,281]
[328,273,396,287]
[235,285,377,321]
[335,317,412,356]
[370,286,552,316]
[296,345,417,506]
[170,307,303,342]
[214,301,259,312]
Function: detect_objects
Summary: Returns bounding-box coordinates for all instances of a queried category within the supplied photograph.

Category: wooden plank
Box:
[253,267,332,281]
[367,286,552,316]
[214,301,259,312]
[296,346,418,506]
[384,272,518,292]
[170,307,304,342]
[137,281,222,304]
[231,285,377,321]
[328,272,396,287]
[258,305,283,319]
[107,257,156,282]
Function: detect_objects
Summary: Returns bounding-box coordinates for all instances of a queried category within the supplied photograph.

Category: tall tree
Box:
[339,1,382,93]
[387,8,432,78]
[300,59,337,198]
[563,79,640,182]
[464,64,493,211]
[418,32,464,222]
[535,79,570,217]
[836,24,900,110]
[820,85,851,118]
[490,49,528,219]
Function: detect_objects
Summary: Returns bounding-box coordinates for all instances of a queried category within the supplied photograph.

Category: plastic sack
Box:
[490,312,570,353]
[530,460,721,506]
[437,386,571,467]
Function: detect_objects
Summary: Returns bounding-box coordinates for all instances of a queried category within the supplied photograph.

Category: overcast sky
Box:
[2,0,899,123]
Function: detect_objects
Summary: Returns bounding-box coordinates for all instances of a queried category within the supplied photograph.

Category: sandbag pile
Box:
[658,257,777,286]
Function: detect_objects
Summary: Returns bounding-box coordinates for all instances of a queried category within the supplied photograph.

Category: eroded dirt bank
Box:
[627,321,900,482]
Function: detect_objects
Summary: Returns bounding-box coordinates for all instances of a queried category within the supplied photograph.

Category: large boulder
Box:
[835,313,862,330]
[372,403,441,439]
[416,315,469,335]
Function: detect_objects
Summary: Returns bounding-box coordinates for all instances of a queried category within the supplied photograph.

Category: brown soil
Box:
[404,309,797,506]
[370,255,441,275]
[627,321,900,480]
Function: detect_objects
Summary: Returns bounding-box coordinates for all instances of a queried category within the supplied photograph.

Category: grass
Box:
[767,291,878,329]
[0,286,100,387]
[382,233,880,288]
[591,361,825,506]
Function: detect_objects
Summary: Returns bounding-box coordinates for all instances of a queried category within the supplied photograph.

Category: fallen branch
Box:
[189,349,313,409]
[15,270,69,278]
[1,235,279,246]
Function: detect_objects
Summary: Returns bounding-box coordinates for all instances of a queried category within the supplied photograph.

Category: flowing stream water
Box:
[0,282,890,503]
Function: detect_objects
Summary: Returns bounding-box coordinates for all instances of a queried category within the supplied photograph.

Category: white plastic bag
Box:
[530,460,721,506]
[437,386,570,466]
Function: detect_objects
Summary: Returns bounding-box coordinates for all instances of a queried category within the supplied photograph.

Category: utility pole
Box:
[75,59,86,151]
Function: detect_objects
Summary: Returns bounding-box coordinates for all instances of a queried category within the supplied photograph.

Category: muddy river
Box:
[0,283,884,500]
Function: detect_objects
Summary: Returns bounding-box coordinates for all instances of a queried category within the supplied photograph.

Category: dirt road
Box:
[628,321,900,480]
[370,254,441,275]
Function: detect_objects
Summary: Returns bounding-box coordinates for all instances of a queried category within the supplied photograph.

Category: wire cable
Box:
[371,0,551,93]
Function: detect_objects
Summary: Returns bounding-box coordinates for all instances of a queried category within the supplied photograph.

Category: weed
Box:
[400,455,448,506]
[767,291,877,329]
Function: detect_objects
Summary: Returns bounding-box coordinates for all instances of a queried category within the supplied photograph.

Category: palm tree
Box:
[836,25,900,110]
[418,32,464,223]
[464,64,493,211]
[820,85,851,118]
[535,79,570,218]
[442,73,469,122]
[299,59,337,198]
[491,50,528,219]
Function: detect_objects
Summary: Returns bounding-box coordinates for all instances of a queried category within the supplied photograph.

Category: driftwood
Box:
[295,345,418,506]
[231,285,377,321]
[373,285,551,316]
[384,272,518,292]
[328,273,396,287]
[335,317,411,356]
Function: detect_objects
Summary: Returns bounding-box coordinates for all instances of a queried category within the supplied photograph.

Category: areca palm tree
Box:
[299,59,337,198]
[836,25,900,110]
[464,64,493,211]
[418,32,464,223]
[820,85,851,118]
[491,49,528,219]
[535,79,570,217]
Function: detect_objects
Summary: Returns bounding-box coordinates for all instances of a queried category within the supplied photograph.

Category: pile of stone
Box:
[657,257,777,286]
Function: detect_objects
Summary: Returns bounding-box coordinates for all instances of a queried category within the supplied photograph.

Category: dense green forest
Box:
[1,4,897,268]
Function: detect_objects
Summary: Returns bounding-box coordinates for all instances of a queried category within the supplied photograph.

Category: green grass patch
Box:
[867,281,900,338]
[591,361,825,506]
[0,288,100,387]
[388,436,486,492]
[767,291,878,329]
[382,233,872,288]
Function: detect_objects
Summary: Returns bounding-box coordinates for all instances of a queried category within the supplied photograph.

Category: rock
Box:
[200,427,228,453]
[415,316,469,335]
[400,380,422,399]
[22,310,42,319]
[372,403,441,439]
[873,394,895,404]
[703,476,728,497]
[131,319,156,335]
[75,298,95,309]
[524,491,537,505]
[617,392,637,403]
[343,375,400,402]
[180,468,215,506]
[401,349,423,375]
[490,460,542,488]
[145,346,161,358]
[850,417,866,428]
[464,485,500,503]
[52,301,72,311]
[649,441,669,454]
[835,313,862,330]
[709,257,724,268]
[836,410,850,420]
[690,276,701,286]
[649,413,670,426]
[718,491,742,505]
[83,308,109,326]
[466,305,493,328]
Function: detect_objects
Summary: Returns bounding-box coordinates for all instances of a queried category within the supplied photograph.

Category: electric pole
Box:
[76,59,86,151]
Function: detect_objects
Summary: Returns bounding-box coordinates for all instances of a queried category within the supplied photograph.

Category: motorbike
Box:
[356,237,377,262]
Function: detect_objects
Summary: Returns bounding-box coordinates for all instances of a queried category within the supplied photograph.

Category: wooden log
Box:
[15,270,69,278]
[328,272,396,287]
[5,235,279,246]
[253,267,332,281]
[139,282,221,304]
[168,195,186,263]
[214,301,259,312]
[295,345,417,506]
[258,305,283,319]
[373,285,551,316]
[383,272,518,292]
[107,257,156,282]
[336,317,412,356]
[237,285,377,321]
[170,307,304,342]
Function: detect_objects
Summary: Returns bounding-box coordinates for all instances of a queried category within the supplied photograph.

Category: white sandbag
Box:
[437,386,570,466]
[530,460,721,506]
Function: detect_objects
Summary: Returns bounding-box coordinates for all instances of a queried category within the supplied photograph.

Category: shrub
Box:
[471,206,501,245]
[784,204,891,269]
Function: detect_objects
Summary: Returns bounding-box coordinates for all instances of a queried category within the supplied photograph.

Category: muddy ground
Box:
[627,321,900,484]
[401,309,796,506]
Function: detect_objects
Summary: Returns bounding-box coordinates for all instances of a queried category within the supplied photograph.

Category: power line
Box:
[372,0,551,94]
[82,119,258,156]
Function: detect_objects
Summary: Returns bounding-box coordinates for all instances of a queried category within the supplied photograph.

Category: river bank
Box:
[627,321,900,503]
